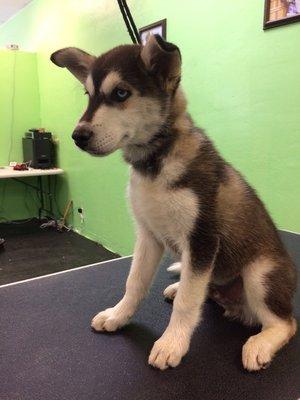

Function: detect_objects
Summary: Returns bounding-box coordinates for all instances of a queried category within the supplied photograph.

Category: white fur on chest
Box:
[129,171,199,251]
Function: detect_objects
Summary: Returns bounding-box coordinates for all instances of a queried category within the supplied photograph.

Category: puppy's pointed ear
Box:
[140,34,181,92]
[50,47,96,84]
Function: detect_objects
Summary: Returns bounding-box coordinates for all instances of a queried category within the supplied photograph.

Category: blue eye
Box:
[112,88,131,102]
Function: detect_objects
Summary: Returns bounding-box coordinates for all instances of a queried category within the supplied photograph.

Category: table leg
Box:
[48,175,53,216]
[38,176,44,221]
[13,174,58,221]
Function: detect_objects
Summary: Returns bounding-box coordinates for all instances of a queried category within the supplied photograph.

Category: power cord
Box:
[53,175,64,218]
[0,50,17,218]
[7,50,17,164]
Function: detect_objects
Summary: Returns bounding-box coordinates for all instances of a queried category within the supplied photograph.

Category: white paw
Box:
[91,306,131,332]
[167,262,182,275]
[242,335,273,371]
[148,334,188,370]
[163,282,179,300]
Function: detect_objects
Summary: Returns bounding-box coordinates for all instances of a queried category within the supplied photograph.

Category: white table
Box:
[0,166,63,179]
[0,167,64,219]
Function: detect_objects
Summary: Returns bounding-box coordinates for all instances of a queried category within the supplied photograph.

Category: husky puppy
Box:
[51,35,297,371]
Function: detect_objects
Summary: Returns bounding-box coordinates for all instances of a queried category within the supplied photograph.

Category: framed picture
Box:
[139,19,167,45]
[264,0,300,29]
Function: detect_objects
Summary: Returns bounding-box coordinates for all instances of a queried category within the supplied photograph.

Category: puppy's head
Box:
[50,35,181,156]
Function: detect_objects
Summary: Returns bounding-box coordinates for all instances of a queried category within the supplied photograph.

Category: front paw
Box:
[242,335,273,371]
[91,306,131,332]
[148,334,189,370]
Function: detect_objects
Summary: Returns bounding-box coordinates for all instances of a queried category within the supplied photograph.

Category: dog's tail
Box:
[167,262,181,275]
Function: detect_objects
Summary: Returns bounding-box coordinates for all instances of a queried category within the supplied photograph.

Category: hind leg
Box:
[167,261,182,274]
[242,257,297,371]
[164,262,181,299]
[163,282,179,300]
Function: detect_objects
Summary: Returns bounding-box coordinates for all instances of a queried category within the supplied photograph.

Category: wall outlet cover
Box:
[6,44,19,50]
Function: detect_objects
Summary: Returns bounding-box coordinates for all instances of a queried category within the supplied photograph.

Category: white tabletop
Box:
[0,166,64,179]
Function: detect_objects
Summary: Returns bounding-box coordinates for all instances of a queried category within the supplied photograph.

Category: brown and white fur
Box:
[51,35,297,371]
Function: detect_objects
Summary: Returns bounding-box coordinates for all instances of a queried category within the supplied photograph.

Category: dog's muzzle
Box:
[72,127,93,150]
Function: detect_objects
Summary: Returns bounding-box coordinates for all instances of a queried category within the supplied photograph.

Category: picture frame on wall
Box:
[264,0,300,29]
[139,19,167,45]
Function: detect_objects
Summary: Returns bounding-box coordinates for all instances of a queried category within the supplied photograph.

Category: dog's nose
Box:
[72,127,93,149]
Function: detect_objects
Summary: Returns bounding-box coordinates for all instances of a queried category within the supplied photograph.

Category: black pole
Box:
[117,0,138,44]
[121,0,141,44]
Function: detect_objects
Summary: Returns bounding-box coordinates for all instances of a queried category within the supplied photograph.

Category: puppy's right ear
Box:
[50,47,96,84]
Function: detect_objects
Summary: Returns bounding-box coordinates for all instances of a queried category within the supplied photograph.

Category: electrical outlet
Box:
[77,207,84,223]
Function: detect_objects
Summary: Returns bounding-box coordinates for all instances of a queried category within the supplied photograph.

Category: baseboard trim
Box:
[279,229,300,237]
[0,255,132,289]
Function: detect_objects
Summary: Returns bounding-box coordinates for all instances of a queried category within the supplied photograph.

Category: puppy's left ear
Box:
[140,34,181,92]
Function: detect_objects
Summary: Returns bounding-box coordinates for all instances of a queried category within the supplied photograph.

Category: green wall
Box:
[0,50,41,221]
[0,0,299,254]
